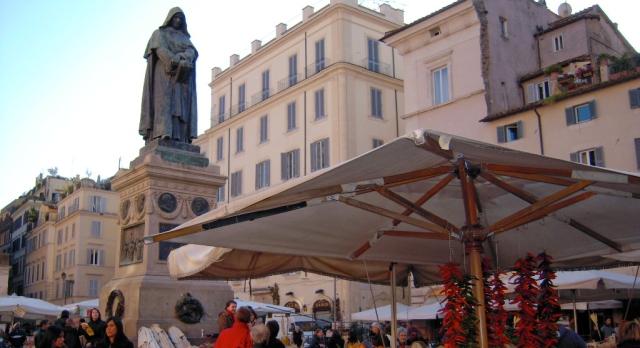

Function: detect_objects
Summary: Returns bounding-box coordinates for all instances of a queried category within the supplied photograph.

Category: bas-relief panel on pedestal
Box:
[120,224,144,266]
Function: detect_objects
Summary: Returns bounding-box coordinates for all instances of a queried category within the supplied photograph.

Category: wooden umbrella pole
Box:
[390,263,398,348]
[467,240,489,348]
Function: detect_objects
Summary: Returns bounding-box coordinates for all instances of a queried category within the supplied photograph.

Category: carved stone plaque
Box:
[120,224,145,266]
[135,194,146,214]
[120,200,130,219]
[190,197,209,216]
[158,193,177,213]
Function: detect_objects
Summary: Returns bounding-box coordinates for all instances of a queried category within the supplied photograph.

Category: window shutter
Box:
[569,152,578,163]
[255,163,260,189]
[99,250,105,266]
[565,107,576,125]
[370,88,375,116]
[527,84,536,103]
[629,89,640,109]
[293,149,300,178]
[496,126,506,143]
[635,138,640,169]
[310,142,318,172]
[588,100,597,119]
[281,153,287,180]
[87,249,92,264]
[516,121,524,139]
[266,161,270,187]
[594,146,605,167]
[323,139,330,168]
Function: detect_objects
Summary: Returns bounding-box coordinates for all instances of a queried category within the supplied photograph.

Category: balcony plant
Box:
[609,53,633,80]
[543,64,563,80]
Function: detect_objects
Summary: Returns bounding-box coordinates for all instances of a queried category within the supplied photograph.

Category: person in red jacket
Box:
[215,307,253,348]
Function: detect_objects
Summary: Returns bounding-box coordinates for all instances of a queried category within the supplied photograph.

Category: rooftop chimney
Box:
[558,2,572,17]
[276,23,287,38]
[230,54,239,67]
[211,67,222,80]
[251,40,262,54]
[379,4,405,25]
[302,6,314,21]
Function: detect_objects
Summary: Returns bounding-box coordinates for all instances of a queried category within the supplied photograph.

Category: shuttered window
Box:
[216,186,225,203]
[230,171,242,197]
[259,115,269,143]
[236,127,244,153]
[570,147,604,167]
[281,149,300,181]
[315,89,325,120]
[238,84,246,113]
[87,249,104,266]
[432,66,450,105]
[218,95,226,123]
[262,70,270,100]
[255,160,271,190]
[496,121,523,143]
[367,38,380,72]
[216,137,224,161]
[371,88,383,118]
[629,88,640,109]
[289,55,298,86]
[565,100,597,125]
[287,102,297,131]
[635,138,640,169]
[310,138,330,172]
[315,39,325,72]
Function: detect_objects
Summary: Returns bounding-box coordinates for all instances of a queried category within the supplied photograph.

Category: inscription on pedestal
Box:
[120,224,144,266]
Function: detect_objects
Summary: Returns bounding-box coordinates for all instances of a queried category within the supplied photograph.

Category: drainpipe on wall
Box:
[534,107,544,155]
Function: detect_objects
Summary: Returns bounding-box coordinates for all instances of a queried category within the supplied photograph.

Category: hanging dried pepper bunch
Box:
[483,258,509,348]
[439,263,477,348]
[510,253,540,348]
[536,252,561,348]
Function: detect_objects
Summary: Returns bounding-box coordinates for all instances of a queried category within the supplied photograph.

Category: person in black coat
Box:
[63,319,81,348]
[40,325,66,348]
[80,308,106,347]
[96,317,133,348]
[54,311,70,329]
[265,320,285,348]
[34,320,49,348]
[8,322,27,348]
[292,326,303,348]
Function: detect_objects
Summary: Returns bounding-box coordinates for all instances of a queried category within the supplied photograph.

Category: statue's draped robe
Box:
[140,7,198,143]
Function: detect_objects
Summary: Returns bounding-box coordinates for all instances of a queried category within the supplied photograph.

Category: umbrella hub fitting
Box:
[454,161,481,179]
[461,225,486,249]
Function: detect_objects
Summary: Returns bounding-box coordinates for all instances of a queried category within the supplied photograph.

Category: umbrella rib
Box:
[382,165,453,187]
[491,170,575,186]
[458,159,479,226]
[336,196,448,234]
[375,187,460,233]
[482,172,622,251]
[489,180,593,232]
[392,173,455,225]
[491,191,596,234]
[484,163,573,177]
[382,230,453,240]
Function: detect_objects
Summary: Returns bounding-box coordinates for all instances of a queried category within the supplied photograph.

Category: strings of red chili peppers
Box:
[536,252,561,348]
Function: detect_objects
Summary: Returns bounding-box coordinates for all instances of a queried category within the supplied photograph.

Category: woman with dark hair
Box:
[96,317,133,348]
[40,325,65,348]
[80,308,106,347]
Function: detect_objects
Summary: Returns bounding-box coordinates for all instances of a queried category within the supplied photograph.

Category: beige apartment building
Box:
[24,178,119,304]
[383,0,639,173]
[196,0,407,320]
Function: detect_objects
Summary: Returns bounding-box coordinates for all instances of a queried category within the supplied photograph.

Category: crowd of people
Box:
[2,308,133,348]
[215,301,288,348]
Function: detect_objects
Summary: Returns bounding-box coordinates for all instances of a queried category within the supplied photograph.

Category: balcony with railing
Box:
[361,58,393,77]
[211,56,396,127]
[277,73,303,93]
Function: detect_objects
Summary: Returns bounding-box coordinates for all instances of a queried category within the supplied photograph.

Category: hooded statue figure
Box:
[139,7,198,144]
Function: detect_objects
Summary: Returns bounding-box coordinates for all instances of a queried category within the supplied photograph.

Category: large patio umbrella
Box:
[149,129,640,348]
[0,294,64,319]
[351,303,412,321]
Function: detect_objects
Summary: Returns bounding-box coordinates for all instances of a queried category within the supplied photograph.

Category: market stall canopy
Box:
[64,299,99,315]
[0,294,64,318]
[560,300,622,311]
[149,129,640,286]
[501,269,640,291]
[351,303,412,321]
[167,245,439,286]
[233,299,294,315]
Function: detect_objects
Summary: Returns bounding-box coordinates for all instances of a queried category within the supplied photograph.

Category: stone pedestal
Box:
[100,139,233,341]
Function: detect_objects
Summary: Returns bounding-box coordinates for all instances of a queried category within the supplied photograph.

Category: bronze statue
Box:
[140,7,198,144]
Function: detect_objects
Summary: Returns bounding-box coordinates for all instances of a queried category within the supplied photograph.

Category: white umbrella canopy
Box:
[351,303,412,321]
[151,129,640,278]
[500,269,640,292]
[167,244,439,286]
[233,299,294,315]
[0,294,64,319]
[64,299,99,316]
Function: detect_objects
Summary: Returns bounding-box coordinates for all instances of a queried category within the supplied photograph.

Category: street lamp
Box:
[61,272,67,305]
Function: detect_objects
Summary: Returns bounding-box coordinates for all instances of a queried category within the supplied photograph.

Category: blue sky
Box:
[0,0,638,208]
